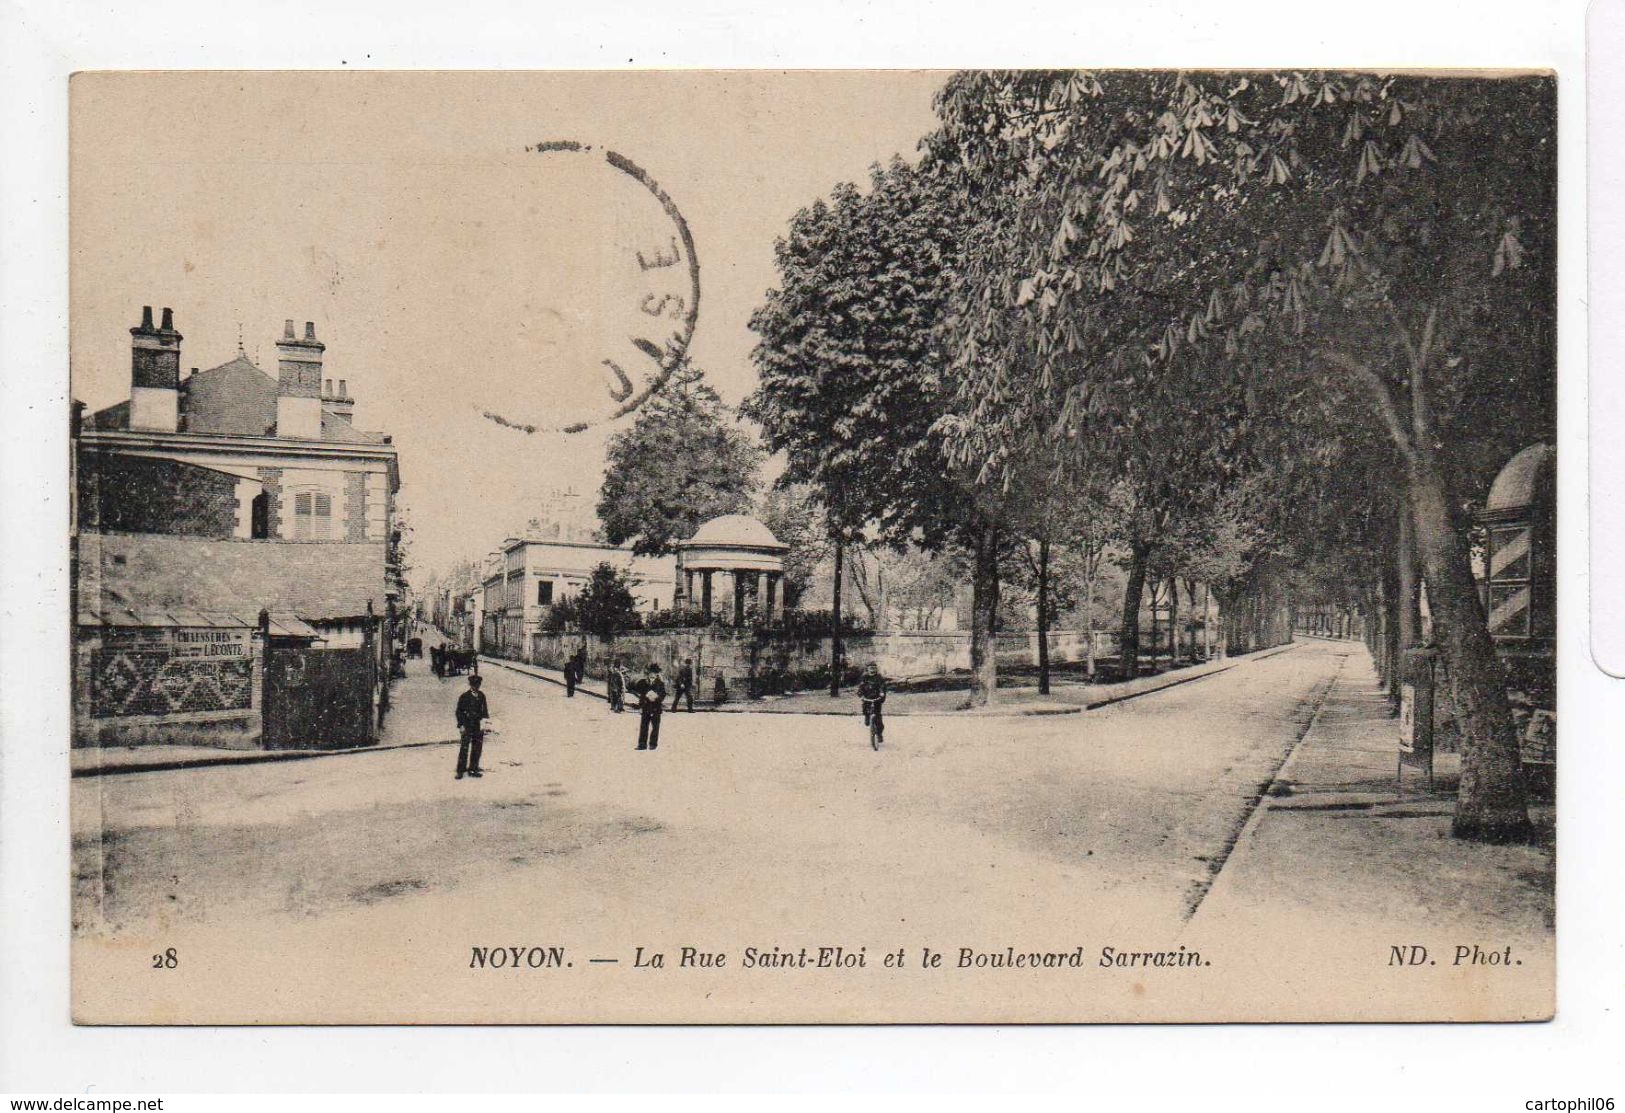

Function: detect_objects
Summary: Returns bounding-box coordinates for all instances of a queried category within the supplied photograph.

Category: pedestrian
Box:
[565,644,587,697]
[454,673,490,779]
[606,653,626,713]
[670,656,696,712]
[628,663,667,751]
[430,644,442,678]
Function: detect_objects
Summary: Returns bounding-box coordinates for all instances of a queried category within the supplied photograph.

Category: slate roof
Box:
[86,354,387,445]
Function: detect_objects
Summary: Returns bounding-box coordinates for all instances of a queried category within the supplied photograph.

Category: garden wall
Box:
[521,628,1119,703]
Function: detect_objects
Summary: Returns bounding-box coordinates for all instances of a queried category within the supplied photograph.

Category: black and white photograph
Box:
[62,67,1558,1025]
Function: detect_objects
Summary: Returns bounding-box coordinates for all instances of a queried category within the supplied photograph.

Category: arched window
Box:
[251,490,270,539]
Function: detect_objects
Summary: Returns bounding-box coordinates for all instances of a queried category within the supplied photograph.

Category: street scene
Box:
[67,69,1556,1023]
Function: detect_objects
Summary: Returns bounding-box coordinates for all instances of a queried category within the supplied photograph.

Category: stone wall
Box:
[95,532,388,620]
[79,453,239,538]
[73,627,265,748]
[519,627,1120,703]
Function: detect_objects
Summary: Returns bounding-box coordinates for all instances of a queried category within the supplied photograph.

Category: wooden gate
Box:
[263,646,376,749]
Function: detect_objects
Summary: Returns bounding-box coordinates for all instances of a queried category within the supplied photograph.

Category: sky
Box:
[70,70,946,579]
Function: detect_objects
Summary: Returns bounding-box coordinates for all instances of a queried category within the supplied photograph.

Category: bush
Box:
[769,608,872,638]
[643,606,720,630]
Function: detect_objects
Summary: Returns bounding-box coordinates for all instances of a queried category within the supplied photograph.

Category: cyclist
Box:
[858,662,888,748]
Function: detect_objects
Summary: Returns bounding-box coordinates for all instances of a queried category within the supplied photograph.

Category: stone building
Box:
[480,525,677,661]
[73,308,401,748]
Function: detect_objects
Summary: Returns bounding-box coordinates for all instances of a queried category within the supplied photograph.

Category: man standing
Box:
[670,656,696,712]
[565,644,587,697]
[454,673,489,779]
[606,653,626,713]
[628,663,667,751]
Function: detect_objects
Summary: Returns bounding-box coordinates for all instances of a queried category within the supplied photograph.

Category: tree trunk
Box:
[968,520,1001,707]
[1203,584,1215,660]
[1036,538,1051,696]
[1407,451,1530,841]
[830,540,844,697]
[1168,578,1181,667]
[1120,540,1150,680]
[1084,552,1098,678]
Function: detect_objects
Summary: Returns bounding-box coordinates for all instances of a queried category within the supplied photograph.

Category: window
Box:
[538,580,554,605]
[251,491,270,540]
[292,490,333,539]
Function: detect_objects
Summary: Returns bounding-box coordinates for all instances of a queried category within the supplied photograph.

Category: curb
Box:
[483,643,1301,719]
[1181,645,1350,928]
[70,737,455,778]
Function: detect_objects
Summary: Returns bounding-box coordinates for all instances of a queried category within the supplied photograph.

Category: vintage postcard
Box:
[69,69,1556,1024]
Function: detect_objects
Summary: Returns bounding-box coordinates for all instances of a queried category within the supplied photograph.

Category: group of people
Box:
[449,651,890,779]
[431,643,477,678]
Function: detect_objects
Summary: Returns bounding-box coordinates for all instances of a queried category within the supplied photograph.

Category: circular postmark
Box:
[480,141,701,436]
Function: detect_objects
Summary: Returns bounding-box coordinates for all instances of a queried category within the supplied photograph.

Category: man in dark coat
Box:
[858,662,888,743]
[565,645,587,697]
[670,657,696,712]
[628,663,667,751]
[454,673,490,779]
[606,653,626,713]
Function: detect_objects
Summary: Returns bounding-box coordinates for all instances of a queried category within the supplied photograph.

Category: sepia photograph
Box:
[65,67,1557,1025]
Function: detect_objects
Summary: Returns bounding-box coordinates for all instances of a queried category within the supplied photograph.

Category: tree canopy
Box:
[598,361,763,556]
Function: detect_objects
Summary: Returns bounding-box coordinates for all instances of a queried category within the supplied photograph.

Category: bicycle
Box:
[862,697,884,751]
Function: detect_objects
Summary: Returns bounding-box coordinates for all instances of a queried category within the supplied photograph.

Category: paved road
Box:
[72,640,1350,1021]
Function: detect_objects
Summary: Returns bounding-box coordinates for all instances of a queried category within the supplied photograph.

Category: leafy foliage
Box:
[744,157,985,546]
[544,563,644,636]
[599,360,764,556]
[756,483,830,608]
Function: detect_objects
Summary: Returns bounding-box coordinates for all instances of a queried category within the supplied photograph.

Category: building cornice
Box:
[77,427,397,463]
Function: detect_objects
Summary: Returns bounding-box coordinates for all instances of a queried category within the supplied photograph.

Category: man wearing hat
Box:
[628,662,667,751]
[454,672,490,779]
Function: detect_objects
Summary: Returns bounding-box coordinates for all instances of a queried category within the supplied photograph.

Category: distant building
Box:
[73,308,401,748]
[480,528,677,660]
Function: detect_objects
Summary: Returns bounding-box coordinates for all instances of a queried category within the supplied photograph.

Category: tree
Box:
[746,157,1020,706]
[599,360,763,556]
[931,71,1554,840]
[757,484,829,609]
[571,562,643,637]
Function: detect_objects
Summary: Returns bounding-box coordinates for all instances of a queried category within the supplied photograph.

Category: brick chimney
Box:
[321,373,355,423]
[129,306,181,432]
[275,319,324,439]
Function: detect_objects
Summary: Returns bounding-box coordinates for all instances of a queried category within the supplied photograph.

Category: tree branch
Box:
[1317,349,1416,463]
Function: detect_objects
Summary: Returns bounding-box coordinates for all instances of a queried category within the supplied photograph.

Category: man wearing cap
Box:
[454,673,490,779]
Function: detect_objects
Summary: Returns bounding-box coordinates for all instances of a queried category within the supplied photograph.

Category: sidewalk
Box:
[1189,642,1556,949]
[482,642,1297,716]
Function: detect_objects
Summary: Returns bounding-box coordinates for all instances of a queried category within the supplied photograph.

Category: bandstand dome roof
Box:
[683,514,788,550]
[1486,443,1556,514]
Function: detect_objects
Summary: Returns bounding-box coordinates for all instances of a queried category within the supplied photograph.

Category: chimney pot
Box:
[284,319,295,339]
[160,307,174,331]
[338,378,347,396]
[304,321,316,340]
[140,306,154,330]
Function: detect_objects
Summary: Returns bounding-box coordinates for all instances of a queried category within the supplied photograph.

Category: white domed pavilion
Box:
[674,514,790,625]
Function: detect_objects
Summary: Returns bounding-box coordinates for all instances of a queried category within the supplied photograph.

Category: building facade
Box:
[73,308,401,748]
[480,531,677,661]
